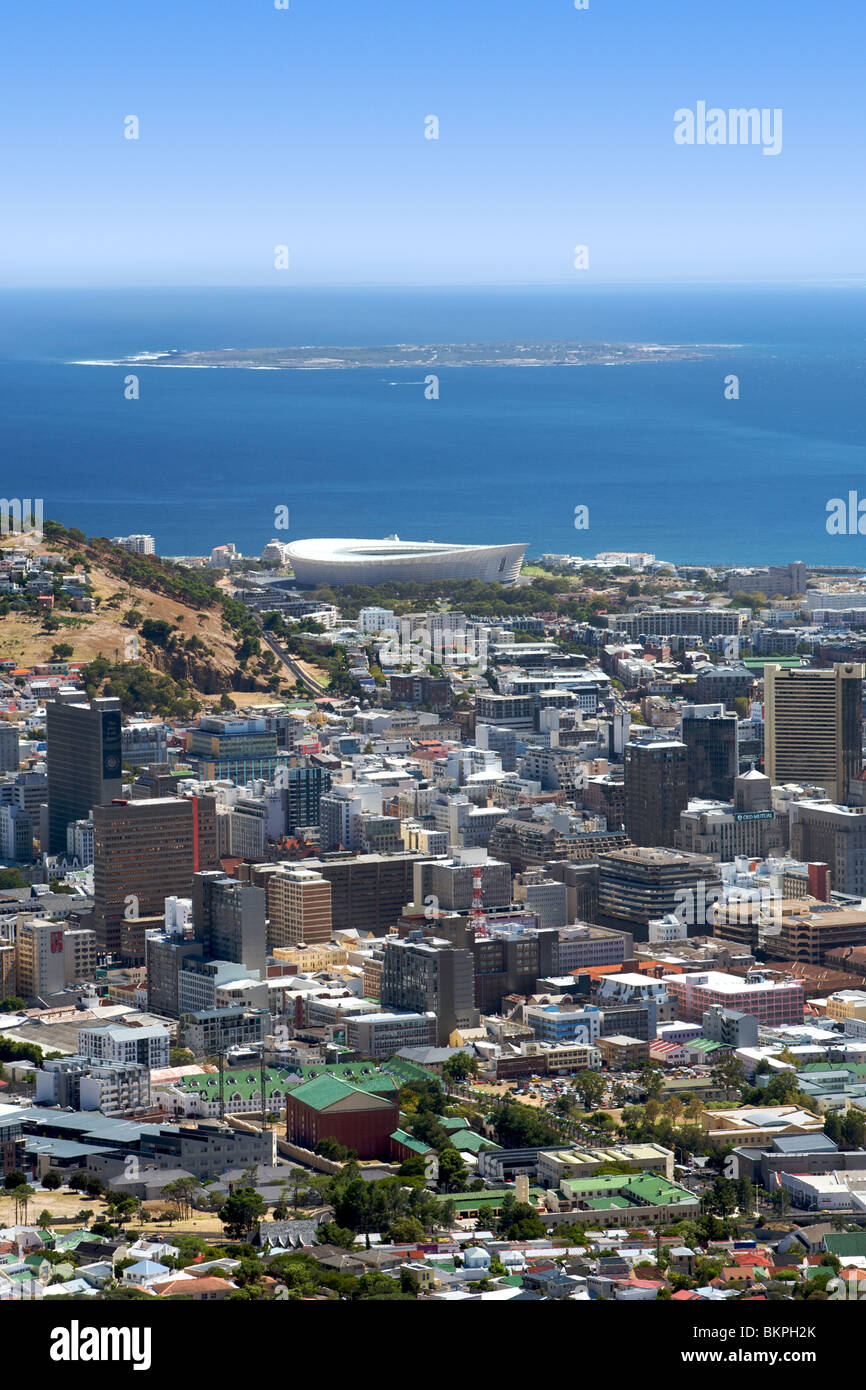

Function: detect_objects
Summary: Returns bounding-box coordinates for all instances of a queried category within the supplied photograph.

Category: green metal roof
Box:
[380,1055,443,1086]
[824,1232,866,1257]
[291,1074,395,1113]
[390,1128,433,1157]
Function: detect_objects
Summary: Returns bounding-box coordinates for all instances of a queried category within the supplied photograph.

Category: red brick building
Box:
[286,1074,399,1160]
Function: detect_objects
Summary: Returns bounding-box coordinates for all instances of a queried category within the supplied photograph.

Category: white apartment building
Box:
[77,1023,170,1070]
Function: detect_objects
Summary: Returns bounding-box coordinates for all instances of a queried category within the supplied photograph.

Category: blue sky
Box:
[2,0,863,286]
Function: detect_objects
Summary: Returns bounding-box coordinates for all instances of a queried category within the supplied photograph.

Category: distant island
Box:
[73,341,727,370]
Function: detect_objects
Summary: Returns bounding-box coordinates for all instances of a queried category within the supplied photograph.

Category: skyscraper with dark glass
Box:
[46,697,124,853]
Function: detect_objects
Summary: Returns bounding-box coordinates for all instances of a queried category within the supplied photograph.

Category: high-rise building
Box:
[111,534,156,554]
[681,705,738,802]
[185,716,281,781]
[319,782,382,851]
[598,846,719,936]
[92,796,218,954]
[129,763,180,799]
[267,865,332,950]
[624,740,688,848]
[258,851,429,936]
[192,871,267,978]
[282,761,332,832]
[146,934,204,1019]
[413,849,512,914]
[765,663,864,804]
[789,802,866,897]
[380,933,478,1044]
[0,804,31,862]
[46,697,123,853]
[0,724,20,773]
[14,917,97,998]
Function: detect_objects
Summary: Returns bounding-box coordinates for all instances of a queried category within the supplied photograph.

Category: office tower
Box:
[262,851,430,936]
[46,697,123,853]
[380,933,478,1045]
[681,705,738,801]
[283,761,332,832]
[469,925,559,1013]
[66,816,94,867]
[475,724,517,772]
[597,846,719,936]
[146,934,204,1018]
[185,715,281,781]
[0,724,20,773]
[735,766,773,814]
[92,796,218,954]
[121,720,168,768]
[789,801,866,896]
[192,871,267,977]
[130,763,180,799]
[413,849,512,913]
[623,740,688,847]
[319,782,382,851]
[765,663,864,804]
[14,917,95,998]
[513,870,568,928]
[267,865,332,949]
[0,804,31,862]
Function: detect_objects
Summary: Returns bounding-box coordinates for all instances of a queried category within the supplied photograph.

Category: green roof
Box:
[452,1130,500,1155]
[291,1074,394,1113]
[390,1128,433,1157]
[177,1065,298,1103]
[380,1056,443,1086]
[440,1116,470,1133]
[824,1232,866,1257]
[560,1171,695,1208]
[175,1062,397,1106]
[438,1188,545,1212]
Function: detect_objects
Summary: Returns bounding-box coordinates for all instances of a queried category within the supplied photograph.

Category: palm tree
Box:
[13,1183,35,1225]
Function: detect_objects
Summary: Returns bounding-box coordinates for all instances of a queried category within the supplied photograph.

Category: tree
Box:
[437,1148,468,1193]
[705,1176,738,1218]
[442,1052,478,1085]
[105,1193,140,1229]
[639,1065,664,1100]
[713,1055,747,1098]
[573,1069,606,1111]
[162,1177,200,1220]
[41,1170,63,1191]
[496,1195,546,1241]
[354,1271,415,1301]
[491,1101,558,1148]
[218,1187,267,1240]
[315,1222,357,1249]
[4,1169,26,1190]
[50,642,74,660]
[841,1110,866,1151]
[387,1216,426,1244]
[13,1183,35,1224]
[771,1187,792,1217]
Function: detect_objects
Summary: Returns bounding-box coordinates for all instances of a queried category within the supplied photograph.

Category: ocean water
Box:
[0,284,864,565]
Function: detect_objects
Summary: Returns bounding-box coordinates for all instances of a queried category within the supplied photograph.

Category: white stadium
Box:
[286,536,527,587]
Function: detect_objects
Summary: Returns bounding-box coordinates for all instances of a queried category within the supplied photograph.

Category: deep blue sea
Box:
[1,284,865,566]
